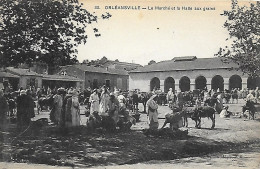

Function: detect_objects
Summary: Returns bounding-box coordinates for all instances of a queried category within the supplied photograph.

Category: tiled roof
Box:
[104,60,142,67]
[6,67,82,82]
[130,57,239,73]
[73,64,129,75]
[0,71,19,78]
[6,67,42,76]
[42,74,83,82]
[173,56,197,61]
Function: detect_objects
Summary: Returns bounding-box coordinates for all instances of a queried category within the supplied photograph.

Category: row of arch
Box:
[150,75,260,92]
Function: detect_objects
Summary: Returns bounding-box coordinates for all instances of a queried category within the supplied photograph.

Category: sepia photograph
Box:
[0,0,259,168]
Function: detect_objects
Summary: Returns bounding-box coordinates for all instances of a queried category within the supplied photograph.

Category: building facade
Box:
[60,64,129,91]
[129,57,260,92]
[0,67,83,90]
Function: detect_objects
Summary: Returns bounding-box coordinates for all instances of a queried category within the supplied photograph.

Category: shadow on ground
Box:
[1,124,258,168]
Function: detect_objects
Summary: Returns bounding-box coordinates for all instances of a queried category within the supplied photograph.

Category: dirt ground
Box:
[0,99,260,168]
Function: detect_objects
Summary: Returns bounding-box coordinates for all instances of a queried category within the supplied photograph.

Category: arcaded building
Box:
[129,56,260,92]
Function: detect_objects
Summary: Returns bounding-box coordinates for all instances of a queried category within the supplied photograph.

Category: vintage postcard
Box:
[0,0,259,168]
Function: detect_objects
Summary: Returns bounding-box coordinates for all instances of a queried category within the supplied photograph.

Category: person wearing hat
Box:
[16,90,31,129]
[89,89,100,115]
[146,94,159,130]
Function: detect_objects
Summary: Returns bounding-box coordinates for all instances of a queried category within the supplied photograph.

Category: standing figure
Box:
[71,90,80,126]
[216,93,224,114]
[167,88,176,107]
[16,90,33,129]
[107,93,120,128]
[83,87,92,106]
[203,90,210,103]
[26,90,35,119]
[132,90,139,112]
[244,90,256,119]
[0,90,9,129]
[195,97,202,108]
[117,90,126,111]
[176,89,184,110]
[255,87,259,103]
[52,88,63,125]
[62,89,73,128]
[99,87,110,116]
[146,95,159,130]
[89,89,100,115]
[231,88,238,104]
[47,87,52,95]
[246,90,255,103]
[36,88,42,98]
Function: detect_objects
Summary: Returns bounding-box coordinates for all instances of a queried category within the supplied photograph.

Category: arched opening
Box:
[211,75,224,91]
[164,77,175,93]
[229,75,242,90]
[247,76,260,89]
[150,77,160,91]
[179,76,190,92]
[195,76,207,90]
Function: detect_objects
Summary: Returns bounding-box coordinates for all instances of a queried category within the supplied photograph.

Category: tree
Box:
[99,56,108,64]
[148,60,156,65]
[0,0,111,73]
[81,56,110,67]
[82,59,89,64]
[215,0,260,77]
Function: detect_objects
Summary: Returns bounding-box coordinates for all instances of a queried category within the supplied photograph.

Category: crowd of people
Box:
[0,82,259,131]
[0,84,138,132]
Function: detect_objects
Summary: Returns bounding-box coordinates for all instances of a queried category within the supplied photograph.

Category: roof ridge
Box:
[131,57,238,73]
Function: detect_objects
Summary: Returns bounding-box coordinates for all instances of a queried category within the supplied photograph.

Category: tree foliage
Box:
[82,56,109,67]
[216,0,260,77]
[0,0,111,71]
[148,60,156,65]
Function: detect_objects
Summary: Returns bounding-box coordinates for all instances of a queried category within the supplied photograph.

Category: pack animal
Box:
[38,95,54,112]
[86,111,102,130]
[224,92,231,104]
[161,111,185,130]
[204,97,218,107]
[242,101,256,120]
[138,92,152,113]
[191,106,216,129]
[182,106,197,127]
[157,92,167,106]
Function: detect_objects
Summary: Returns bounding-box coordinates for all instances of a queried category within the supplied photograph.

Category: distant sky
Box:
[77,0,253,65]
